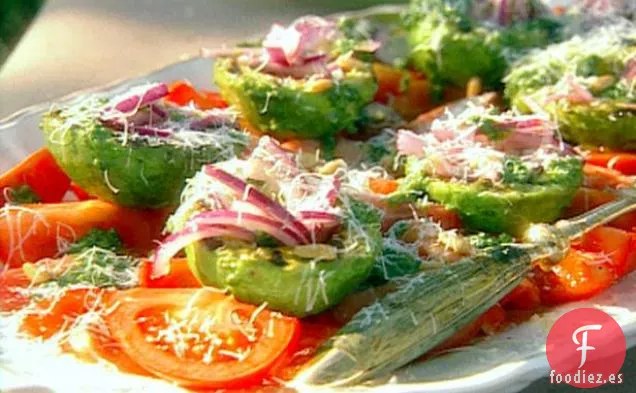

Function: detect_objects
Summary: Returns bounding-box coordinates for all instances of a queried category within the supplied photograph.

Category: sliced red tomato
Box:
[138,258,201,288]
[572,226,631,278]
[500,278,541,311]
[625,233,636,274]
[0,268,32,311]
[105,289,300,389]
[166,81,228,109]
[583,164,634,189]
[20,288,109,339]
[532,225,630,306]
[0,148,71,206]
[0,200,169,268]
[586,151,636,175]
[532,249,615,305]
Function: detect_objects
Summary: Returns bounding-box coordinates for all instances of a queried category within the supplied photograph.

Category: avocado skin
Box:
[400,157,583,236]
[187,242,376,317]
[41,111,245,208]
[214,57,378,139]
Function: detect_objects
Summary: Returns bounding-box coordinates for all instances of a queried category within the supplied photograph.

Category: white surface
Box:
[1,54,636,393]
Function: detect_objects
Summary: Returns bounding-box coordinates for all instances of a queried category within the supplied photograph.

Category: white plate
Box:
[1,5,636,393]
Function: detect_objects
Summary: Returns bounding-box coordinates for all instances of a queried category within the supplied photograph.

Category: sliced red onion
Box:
[150,104,169,121]
[297,211,340,225]
[263,22,303,66]
[191,210,304,245]
[397,130,427,157]
[261,56,329,79]
[203,166,311,242]
[152,223,254,278]
[497,0,510,26]
[190,113,236,130]
[132,126,173,138]
[114,83,169,113]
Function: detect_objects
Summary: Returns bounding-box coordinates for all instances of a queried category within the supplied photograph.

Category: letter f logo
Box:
[572,324,603,368]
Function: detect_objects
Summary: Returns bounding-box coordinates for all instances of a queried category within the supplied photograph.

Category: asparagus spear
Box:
[293,189,636,388]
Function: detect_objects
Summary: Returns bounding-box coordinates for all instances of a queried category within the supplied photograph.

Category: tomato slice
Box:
[0,268,32,311]
[586,151,636,176]
[138,258,201,288]
[0,200,169,268]
[166,81,228,109]
[532,249,615,305]
[0,148,71,206]
[573,226,631,278]
[105,289,300,389]
[583,164,634,189]
[531,225,630,305]
[20,288,110,339]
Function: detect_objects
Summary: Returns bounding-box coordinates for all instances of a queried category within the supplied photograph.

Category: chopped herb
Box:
[5,185,40,204]
[52,247,139,288]
[65,228,123,255]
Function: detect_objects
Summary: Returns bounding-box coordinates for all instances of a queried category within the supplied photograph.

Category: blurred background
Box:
[0,1,633,391]
[0,0,404,117]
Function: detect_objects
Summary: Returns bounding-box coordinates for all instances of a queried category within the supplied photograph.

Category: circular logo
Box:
[546,308,626,388]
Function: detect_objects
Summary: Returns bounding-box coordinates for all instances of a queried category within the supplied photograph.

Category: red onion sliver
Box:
[397,130,427,157]
[152,223,254,278]
[132,126,173,138]
[114,83,169,113]
[204,166,311,242]
[191,210,304,245]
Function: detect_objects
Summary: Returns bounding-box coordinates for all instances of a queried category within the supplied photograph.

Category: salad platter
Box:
[2,2,636,393]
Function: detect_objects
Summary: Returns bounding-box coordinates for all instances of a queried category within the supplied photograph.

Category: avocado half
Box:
[214,57,378,139]
[399,157,583,236]
[406,0,561,88]
[182,199,382,318]
[41,110,247,208]
[505,23,636,149]
[186,240,376,318]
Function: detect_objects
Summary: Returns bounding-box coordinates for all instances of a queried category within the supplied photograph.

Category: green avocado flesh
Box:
[406,0,560,88]
[505,24,636,149]
[214,57,378,139]
[41,111,246,208]
[181,199,383,317]
[186,241,376,318]
[399,157,583,236]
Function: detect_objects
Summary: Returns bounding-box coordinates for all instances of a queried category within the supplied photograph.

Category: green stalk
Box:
[293,189,636,388]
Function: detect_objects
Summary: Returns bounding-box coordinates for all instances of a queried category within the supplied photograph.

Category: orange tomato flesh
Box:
[105,289,300,389]
[0,200,169,268]
[586,151,636,175]
[0,148,71,206]
[138,258,201,289]
[368,178,399,195]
